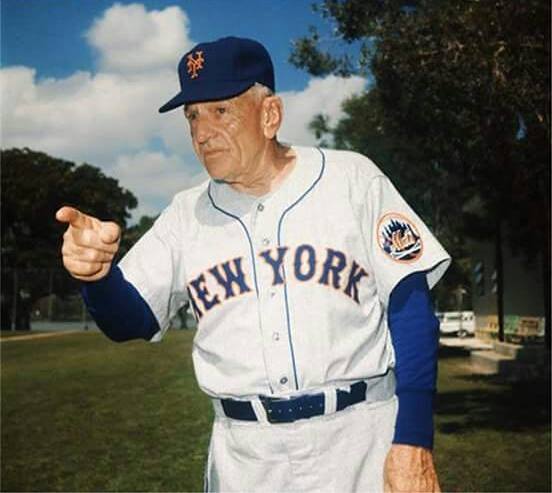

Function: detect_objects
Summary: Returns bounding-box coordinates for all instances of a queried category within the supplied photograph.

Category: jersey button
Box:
[280,376,288,385]
[272,332,280,341]
[257,203,264,212]
[262,238,270,246]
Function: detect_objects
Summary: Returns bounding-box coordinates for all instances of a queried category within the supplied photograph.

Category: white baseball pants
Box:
[204,395,398,492]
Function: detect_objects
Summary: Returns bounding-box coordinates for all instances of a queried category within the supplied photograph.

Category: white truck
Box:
[437,311,475,338]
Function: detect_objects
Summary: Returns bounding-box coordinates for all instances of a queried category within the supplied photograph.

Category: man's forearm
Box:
[81,265,160,342]
[388,272,440,450]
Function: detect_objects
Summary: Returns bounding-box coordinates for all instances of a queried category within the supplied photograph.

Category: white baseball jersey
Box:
[119,145,450,400]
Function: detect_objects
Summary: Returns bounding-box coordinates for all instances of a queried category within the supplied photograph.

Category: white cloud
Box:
[1,66,175,163]
[279,75,366,146]
[110,150,206,220]
[86,3,192,73]
[0,3,367,222]
[0,2,194,166]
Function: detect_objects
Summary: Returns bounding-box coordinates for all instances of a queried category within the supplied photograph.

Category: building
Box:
[471,239,546,343]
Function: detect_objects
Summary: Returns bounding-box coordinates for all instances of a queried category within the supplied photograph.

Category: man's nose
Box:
[194,117,216,145]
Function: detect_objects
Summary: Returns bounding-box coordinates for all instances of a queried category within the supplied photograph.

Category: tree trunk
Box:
[11,270,18,331]
[543,246,551,351]
[1,294,12,330]
[15,295,32,331]
[495,219,505,342]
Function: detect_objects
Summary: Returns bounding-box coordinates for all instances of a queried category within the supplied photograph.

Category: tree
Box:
[291,0,551,343]
[1,148,137,330]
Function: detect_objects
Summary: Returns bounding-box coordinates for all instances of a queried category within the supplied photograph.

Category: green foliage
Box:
[293,0,550,232]
[1,148,137,269]
[291,1,420,78]
[289,27,340,76]
[369,1,550,202]
[1,148,138,329]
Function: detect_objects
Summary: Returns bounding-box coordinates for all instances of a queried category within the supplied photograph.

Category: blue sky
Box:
[1,0,366,220]
[2,0,340,89]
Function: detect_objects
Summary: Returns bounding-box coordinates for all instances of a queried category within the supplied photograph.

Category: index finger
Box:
[56,206,92,229]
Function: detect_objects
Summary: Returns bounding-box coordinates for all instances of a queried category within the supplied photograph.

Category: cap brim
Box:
[158,92,187,114]
[158,80,255,113]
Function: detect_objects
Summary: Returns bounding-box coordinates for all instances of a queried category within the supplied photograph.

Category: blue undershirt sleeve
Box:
[81,265,160,342]
[388,272,440,450]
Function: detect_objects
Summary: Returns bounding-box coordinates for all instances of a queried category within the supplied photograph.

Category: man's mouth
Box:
[203,149,225,157]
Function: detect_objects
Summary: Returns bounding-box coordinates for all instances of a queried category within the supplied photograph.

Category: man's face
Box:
[184,90,265,183]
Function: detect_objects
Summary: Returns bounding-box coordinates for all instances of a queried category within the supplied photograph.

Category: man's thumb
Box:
[99,221,121,244]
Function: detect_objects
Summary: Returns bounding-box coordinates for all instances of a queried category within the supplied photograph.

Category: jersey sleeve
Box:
[118,200,188,342]
[365,175,451,306]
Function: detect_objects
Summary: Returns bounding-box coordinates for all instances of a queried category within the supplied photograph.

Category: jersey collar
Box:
[208,145,325,217]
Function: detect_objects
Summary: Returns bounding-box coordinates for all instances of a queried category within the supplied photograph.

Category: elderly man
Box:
[57,36,450,492]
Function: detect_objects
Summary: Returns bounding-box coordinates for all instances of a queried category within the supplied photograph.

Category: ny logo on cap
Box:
[187,51,205,79]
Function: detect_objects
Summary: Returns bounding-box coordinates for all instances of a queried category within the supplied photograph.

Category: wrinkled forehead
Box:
[183,89,259,114]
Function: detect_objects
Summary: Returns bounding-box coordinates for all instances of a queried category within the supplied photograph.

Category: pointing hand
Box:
[56,206,121,282]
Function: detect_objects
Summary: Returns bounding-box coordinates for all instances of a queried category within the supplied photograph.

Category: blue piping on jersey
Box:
[277,148,326,391]
[207,183,260,297]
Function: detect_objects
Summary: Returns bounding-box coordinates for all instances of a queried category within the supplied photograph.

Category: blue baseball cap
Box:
[158,36,275,113]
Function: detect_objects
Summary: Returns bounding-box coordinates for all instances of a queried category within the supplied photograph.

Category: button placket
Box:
[257,287,292,389]
[251,202,272,249]
[251,199,295,392]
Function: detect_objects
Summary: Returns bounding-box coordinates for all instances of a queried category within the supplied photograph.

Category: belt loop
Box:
[250,398,269,424]
[323,388,336,415]
[364,370,396,403]
[387,369,397,395]
[212,399,226,419]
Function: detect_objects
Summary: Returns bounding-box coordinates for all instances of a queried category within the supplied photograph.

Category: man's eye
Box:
[216,107,227,115]
[186,112,197,121]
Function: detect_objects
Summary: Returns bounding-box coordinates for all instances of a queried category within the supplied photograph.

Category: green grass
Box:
[2,331,211,492]
[2,333,550,492]
[434,347,551,492]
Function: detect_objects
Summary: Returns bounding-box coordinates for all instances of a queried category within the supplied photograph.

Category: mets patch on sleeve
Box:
[377,213,423,262]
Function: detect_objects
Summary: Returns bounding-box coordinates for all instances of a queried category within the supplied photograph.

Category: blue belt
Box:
[220,381,368,424]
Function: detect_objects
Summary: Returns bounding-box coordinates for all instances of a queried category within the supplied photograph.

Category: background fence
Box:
[1,268,195,331]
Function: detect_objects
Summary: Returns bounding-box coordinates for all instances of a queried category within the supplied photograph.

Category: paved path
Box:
[439,336,493,351]
[0,331,81,343]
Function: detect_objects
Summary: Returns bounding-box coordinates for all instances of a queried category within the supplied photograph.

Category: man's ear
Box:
[261,96,283,139]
